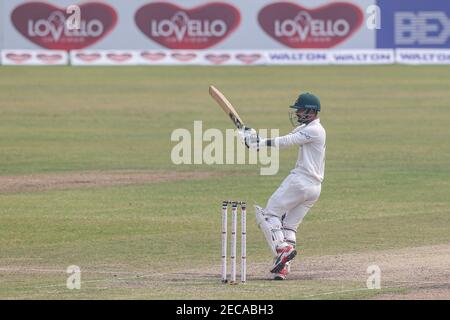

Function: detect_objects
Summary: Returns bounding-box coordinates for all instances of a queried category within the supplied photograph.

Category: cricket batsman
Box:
[239,92,326,280]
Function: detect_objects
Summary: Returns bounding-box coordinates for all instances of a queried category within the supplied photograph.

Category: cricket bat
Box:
[209,85,245,130]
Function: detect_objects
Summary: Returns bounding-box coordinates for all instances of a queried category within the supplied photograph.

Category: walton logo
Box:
[135,2,241,49]
[395,11,450,46]
[258,2,363,48]
[11,2,117,50]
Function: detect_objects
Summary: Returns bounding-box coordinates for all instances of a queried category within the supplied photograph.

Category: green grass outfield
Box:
[0,66,449,299]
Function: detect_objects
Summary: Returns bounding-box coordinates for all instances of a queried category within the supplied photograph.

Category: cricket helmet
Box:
[290,92,321,112]
[289,92,321,126]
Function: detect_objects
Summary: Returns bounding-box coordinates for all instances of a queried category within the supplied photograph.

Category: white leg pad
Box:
[255,205,285,256]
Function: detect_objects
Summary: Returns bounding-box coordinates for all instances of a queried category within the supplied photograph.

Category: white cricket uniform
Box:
[265,118,326,244]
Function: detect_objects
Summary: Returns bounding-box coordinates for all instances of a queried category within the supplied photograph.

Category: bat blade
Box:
[209,85,244,129]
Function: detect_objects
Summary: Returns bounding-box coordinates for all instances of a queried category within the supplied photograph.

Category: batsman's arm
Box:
[262,129,317,149]
[240,126,317,150]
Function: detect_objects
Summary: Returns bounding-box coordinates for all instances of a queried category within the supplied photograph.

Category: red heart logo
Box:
[141,52,167,61]
[135,2,241,49]
[236,54,262,65]
[106,53,133,62]
[11,2,118,50]
[205,54,231,65]
[6,53,32,63]
[171,53,197,62]
[36,53,63,63]
[75,53,101,62]
[258,2,363,48]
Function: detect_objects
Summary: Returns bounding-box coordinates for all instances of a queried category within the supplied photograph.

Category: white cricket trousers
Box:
[266,172,321,240]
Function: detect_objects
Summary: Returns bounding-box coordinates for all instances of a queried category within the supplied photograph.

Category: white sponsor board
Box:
[70,50,267,65]
[140,50,267,65]
[139,51,201,65]
[2,49,446,66]
[70,50,140,66]
[396,49,450,65]
[330,50,395,64]
[266,50,331,65]
[265,49,394,65]
[1,49,68,65]
[70,49,394,66]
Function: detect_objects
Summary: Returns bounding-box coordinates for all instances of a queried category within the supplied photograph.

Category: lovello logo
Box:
[11,2,118,50]
[135,2,241,49]
[258,2,363,48]
[395,11,450,46]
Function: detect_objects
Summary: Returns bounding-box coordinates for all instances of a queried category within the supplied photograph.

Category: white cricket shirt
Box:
[274,119,326,183]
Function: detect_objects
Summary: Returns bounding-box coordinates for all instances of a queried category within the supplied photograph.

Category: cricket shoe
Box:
[270,245,296,274]
[273,262,290,280]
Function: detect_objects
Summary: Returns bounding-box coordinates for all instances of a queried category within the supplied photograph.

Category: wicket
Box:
[221,200,246,284]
